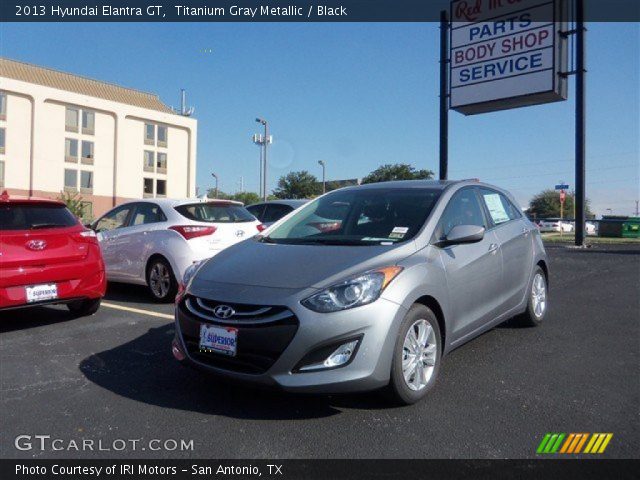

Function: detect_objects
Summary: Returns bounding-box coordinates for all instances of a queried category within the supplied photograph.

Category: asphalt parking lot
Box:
[1,244,638,459]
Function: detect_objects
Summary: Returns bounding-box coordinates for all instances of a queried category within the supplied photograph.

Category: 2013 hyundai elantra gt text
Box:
[172,180,549,404]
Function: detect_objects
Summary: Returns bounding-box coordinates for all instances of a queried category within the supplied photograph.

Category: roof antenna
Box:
[178,88,195,116]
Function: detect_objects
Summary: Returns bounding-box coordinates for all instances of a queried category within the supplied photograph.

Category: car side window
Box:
[246,204,265,222]
[131,203,166,226]
[263,204,293,223]
[479,189,522,226]
[434,188,487,240]
[95,205,132,232]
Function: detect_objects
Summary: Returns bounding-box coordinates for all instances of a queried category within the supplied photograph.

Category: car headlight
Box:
[182,260,206,289]
[301,266,403,313]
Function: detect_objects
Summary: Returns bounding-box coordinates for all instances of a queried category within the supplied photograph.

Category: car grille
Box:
[178,295,298,375]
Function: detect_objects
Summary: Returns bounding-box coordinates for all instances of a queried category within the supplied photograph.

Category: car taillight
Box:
[74,229,99,244]
[169,225,216,240]
[256,224,267,232]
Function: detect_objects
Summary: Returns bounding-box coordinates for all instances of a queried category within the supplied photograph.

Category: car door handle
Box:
[522,227,530,236]
[488,243,499,254]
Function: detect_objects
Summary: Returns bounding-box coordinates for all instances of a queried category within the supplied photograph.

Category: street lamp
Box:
[256,118,269,201]
[318,160,326,194]
[211,172,218,199]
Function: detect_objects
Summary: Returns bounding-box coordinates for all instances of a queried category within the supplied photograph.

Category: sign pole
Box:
[574,0,587,246]
[439,10,449,181]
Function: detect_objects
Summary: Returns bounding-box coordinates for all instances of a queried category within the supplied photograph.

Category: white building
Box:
[0,57,197,219]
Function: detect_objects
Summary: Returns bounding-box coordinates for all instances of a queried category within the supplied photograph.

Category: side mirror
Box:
[438,225,485,247]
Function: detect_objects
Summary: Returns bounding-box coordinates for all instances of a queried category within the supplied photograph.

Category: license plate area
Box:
[199,324,238,356]
[25,284,58,303]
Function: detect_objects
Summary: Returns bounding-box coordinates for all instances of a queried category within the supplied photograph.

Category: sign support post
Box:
[439,10,449,181]
[574,0,586,247]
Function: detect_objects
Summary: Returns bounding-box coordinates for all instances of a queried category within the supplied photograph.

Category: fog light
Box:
[172,339,186,361]
[298,339,359,372]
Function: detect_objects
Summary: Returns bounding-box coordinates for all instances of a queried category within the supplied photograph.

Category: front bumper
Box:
[174,293,407,393]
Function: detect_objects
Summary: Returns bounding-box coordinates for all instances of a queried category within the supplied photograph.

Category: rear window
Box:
[174,203,255,223]
[0,203,78,230]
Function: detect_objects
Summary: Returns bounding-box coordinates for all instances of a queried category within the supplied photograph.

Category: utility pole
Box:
[211,173,218,199]
[574,0,587,247]
[318,160,326,194]
[255,118,270,201]
[635,200,639,217]
[439,10,449,181]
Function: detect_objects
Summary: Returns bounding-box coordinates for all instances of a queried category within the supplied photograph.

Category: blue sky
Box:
[1,22,638,215]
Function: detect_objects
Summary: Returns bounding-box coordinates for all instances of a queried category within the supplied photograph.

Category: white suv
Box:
[92,199,264,301]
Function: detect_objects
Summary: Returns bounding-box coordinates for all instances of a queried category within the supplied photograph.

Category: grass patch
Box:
[541,233,640,244]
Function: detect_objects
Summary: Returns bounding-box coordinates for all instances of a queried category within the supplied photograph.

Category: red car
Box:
[0,192,106,315]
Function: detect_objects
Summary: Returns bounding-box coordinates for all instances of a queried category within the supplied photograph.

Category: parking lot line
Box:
[101,301,174,320]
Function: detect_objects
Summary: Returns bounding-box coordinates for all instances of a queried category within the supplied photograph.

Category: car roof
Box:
[0,190,65,206]
[339,179,469,191]
[248,199,309,207]
[119,198,244,208]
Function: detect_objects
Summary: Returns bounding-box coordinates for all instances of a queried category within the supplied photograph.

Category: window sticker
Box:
[483,193,510,224]
[389,226,409,239]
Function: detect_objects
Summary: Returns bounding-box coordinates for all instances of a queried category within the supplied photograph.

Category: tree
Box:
[528,189,593,219]
[231,191,261,206]
[273,171,322,199]
[362,163,434,184]
[57,190,89,221]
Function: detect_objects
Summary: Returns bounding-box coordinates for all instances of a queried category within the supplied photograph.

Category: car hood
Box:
[191,237,416,290]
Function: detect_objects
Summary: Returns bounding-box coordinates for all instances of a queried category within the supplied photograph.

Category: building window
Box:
[81,141,94,165]
[65,107,79,132]
[156,179,167,197]
[157,125,168,147]
[64,169,78,191]
[80,170,93,194]
[144,123,155,145]
[82,111,95,135]
[144,150,155,172]
[65,138,78,163]
[0,161,4,188]
[157,152,167,174]
[0,92,6,121]
[143,178,154,197]
[0,128,5,155]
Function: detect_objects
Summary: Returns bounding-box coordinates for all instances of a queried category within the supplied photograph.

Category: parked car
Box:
[0,191,106,315]
[172,180,549,405]
[585,221,597,236]
[246,199,309,227]
[92,198,264,302]
[538,218,573,233]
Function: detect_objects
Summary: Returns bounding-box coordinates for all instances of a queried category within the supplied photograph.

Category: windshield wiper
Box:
[292,238,369,246]
[30,223,67,230]
[257,236,276,243]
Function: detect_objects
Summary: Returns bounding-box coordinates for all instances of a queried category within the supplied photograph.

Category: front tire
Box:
[146,257,178,303]
[67,298,101,316]
[516,266,548,327]
[386,304,442,405]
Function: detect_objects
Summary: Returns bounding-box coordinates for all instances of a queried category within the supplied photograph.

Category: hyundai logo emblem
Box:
[235,230,245,238]
[213,305,236,319]
[26,239,47,251]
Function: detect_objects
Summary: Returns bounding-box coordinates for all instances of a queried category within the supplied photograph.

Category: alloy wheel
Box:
[402,319,437,391]
[149,262,171,299]
[532,273,547,318]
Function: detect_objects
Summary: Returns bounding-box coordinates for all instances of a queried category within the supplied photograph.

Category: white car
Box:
[538,219,574,233]
[92,199,264,301]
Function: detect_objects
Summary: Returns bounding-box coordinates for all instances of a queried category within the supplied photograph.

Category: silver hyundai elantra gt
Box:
[172,180,549,404]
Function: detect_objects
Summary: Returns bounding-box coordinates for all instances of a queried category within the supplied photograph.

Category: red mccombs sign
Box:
[449,0,569,115]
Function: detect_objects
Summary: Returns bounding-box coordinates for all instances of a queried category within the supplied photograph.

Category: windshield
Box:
[0,203,78,231]
[264,188,441,245]
[175,203,255,223]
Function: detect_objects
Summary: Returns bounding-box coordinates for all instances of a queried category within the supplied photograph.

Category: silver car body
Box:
[174,180,548,393]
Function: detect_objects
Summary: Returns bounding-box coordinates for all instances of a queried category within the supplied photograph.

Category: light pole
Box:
[211,173,218,199]
[256,118,269,201]
[318,160,326,194]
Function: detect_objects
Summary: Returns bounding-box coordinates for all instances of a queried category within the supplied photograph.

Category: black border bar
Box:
[1,0,639,22]
[2,459,639,480]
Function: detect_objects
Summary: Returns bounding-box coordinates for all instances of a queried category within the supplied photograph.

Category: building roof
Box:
[0,57,174,113]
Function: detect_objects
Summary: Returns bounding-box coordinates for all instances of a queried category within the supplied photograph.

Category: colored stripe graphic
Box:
[539,433,613,454]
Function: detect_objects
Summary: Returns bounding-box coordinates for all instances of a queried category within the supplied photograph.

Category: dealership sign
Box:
[449,0,568,115]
